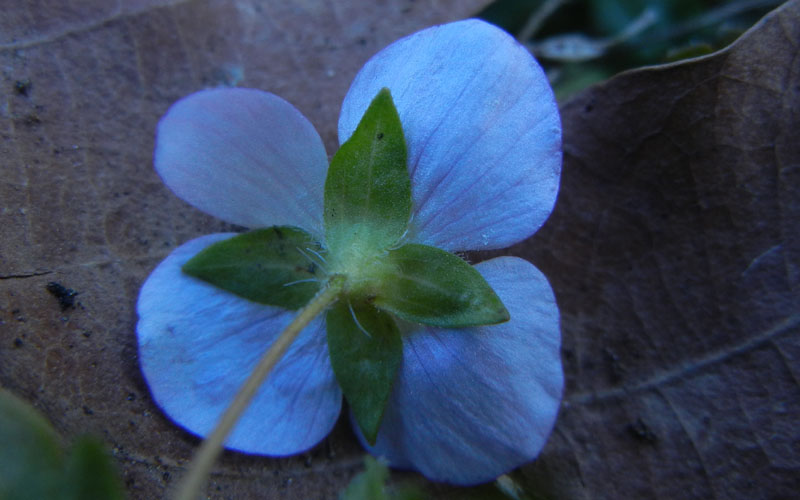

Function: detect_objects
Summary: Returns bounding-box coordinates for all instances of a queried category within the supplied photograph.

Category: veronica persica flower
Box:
[137,19,563,486]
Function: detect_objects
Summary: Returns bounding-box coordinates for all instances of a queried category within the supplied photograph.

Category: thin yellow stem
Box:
[174,275,345,500]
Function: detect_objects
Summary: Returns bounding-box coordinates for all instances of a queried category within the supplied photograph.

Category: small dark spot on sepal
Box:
[376,132,384,140]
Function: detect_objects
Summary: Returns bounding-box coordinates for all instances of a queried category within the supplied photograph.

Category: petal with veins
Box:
[137,234,341,455]
[354,256,563,485]
[339,20,561,252]
[155,89,328,235]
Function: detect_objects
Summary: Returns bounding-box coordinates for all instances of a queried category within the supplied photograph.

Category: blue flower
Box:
[137,19,563,485]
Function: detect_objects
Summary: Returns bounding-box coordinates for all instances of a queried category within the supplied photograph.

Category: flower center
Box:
[325,222,396,300]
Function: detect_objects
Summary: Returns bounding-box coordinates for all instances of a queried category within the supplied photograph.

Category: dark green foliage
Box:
[0,390,123,500]
[478,0,780,99]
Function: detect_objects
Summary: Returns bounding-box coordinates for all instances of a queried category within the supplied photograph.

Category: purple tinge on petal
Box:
[137,234,342,455]
[155,88,328,235]
[339,19,561,252]
[355,256,563,485]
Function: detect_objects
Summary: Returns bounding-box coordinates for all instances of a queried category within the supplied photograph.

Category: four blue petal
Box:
[138,18,563,485]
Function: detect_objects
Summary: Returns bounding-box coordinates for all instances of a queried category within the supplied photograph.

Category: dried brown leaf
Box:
[500,1,800,498]
[0,1,490,498]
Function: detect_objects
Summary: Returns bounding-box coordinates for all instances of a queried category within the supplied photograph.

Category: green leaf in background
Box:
[182,226,324,309]
[324,88,411,260]
[374,244,509,328]
[327,301,402,445]
[339,456,390,500]
[339,456,525,500]
[64,437,124,500]
[339,456,426,500]
[0,389,123,500]
[478,0,781,100]
[0,389,64,499]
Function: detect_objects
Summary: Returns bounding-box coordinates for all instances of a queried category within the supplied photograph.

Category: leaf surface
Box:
[3,0,797,498]
[471,2,800,498]
[0,389,64,499]
[339,456,390,500]
[0,390,123,500]
[0,1,491,498]
[63,437,124,500]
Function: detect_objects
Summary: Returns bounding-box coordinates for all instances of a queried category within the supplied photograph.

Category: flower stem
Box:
[174,275,346,500]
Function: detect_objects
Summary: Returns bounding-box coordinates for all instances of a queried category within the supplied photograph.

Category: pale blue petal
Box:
[155,89,328,235]
[355,256,563,485]
[339,20,561,252]
[137,234,341,455]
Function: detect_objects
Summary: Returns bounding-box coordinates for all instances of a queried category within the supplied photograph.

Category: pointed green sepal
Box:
[326,301,402,445]
[182,226,324,309]
[374,243,510,328]
[324,88,411,257]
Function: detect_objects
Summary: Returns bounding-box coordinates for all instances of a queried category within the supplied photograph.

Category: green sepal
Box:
[324,88,411,257]
[182,226,324,310]
[327,301,402,445]
[374,243,510,328]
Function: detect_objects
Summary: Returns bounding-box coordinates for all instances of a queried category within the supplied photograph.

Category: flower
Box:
[137,19,563,486]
